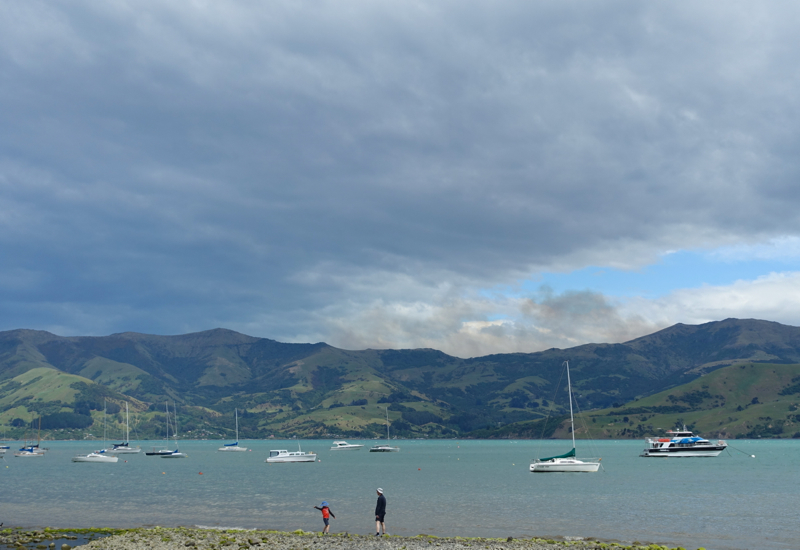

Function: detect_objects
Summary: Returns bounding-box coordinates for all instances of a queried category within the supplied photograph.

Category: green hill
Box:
[2,319,800,439]
[583,361,800,439]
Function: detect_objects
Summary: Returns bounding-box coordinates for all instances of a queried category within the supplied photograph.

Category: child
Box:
[314,501,335,534]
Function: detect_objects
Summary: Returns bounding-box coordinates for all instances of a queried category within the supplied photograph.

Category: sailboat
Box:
[218,408,247,452]
[109,402,141,454]
[369,407,400,452]
[73,401,119,463]
[15,416,47,457]
[530,361,600,472]
[146,402,176,456]
[161,402,187,458]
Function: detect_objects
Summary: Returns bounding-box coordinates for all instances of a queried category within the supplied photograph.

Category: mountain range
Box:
[2,318,800,441]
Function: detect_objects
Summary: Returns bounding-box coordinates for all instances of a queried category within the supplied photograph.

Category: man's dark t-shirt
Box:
[375,494,387,519]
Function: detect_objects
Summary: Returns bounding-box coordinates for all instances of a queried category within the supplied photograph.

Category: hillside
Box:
[582,361,800,439]
[1,319,800,439]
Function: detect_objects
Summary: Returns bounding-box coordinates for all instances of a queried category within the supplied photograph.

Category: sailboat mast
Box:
[385,407,390,440]
[235,408,239,442]
[126,402,130,444]
[565,361,576,450]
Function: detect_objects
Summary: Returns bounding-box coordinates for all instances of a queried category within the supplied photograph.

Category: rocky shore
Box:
[61,528,695,550]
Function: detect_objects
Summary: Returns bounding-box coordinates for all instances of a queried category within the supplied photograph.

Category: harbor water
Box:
[0,439,795,550]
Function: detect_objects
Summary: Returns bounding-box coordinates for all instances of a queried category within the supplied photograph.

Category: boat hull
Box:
[530,459,601,472]
[218,445,248,452]
[266,455,317,463]
[146,448,175,456]
[72,453,118,463]
[369,446,400,452]
[640,447,725,457]
[108,447,141,454]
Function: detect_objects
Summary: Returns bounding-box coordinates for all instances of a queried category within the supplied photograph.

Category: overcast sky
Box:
[2,1,800,357]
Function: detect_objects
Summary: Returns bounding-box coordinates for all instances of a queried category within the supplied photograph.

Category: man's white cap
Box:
[377,488,384,493]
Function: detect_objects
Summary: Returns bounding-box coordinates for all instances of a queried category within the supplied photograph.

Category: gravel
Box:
[72,528,683,550]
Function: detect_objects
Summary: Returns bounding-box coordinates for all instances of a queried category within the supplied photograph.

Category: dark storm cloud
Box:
[2,1,800,352]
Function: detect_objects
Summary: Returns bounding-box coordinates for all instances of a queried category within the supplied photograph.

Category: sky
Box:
[2,1,800,358]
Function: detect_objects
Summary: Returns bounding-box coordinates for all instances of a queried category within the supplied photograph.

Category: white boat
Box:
[330,440,364,450]
[14,446,45,458]
[640,428,727,457]
[219,408,247,452]
[74,400,120,463]
[530,361,601,473]
[108,403,141,454]
[72,450,118,463]
[15,417,47,457]
[161,401,188,458]
[370,408,400,452]
[266,443,317,463]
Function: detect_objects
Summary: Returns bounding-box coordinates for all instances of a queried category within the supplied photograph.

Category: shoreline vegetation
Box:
[0,527,704,550]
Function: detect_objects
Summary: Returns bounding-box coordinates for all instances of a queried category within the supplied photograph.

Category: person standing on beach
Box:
[314,501,335,534]
[375,488,387,536]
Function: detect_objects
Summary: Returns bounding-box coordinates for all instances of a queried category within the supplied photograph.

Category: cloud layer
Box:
[2,1,800,356]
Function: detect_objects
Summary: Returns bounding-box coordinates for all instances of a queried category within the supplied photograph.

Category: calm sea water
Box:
[0,438,795,550]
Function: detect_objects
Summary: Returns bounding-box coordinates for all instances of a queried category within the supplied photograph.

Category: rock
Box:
[61,545,71,550]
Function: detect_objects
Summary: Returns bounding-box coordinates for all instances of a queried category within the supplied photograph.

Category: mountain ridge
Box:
[1,318,800,439]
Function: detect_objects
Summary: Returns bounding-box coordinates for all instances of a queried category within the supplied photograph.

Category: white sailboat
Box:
[218,408,247,452]
[161,402,187,458]
[108,402,141,454]
[15,417,46,457]
[73,401,119,463]
[530,361,601,473]
[369,407,400,452]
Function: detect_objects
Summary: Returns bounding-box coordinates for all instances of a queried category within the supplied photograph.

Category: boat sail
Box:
[530,361,601,472]
[218,408,247,452]
[369,407,400,452]
[108,402,141,454]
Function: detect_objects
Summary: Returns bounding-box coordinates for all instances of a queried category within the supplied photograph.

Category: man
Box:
[375,488,387,536]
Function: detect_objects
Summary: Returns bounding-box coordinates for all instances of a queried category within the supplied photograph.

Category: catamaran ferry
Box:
[640,428,727,457]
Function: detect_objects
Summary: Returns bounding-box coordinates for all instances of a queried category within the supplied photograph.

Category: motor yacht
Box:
[265,448,317,463]
[330,441,364,450]
[640,428,727,457]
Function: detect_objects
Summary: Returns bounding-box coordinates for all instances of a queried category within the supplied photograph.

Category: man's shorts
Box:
[376,514,385,522]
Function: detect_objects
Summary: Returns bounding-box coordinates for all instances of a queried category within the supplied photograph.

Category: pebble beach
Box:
[0,528,696,550]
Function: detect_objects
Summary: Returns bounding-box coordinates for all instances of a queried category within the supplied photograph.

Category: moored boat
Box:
[108,403,141,454]
[218,408,247,452]
[640,428,727,457]
[266,445,317,463]
[72,450,118,463]
[369,408,400,452]
[330,441,363,450]
[530,361,601,473]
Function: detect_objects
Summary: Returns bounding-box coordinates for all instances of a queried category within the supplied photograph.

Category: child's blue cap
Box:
[321,501,328,506]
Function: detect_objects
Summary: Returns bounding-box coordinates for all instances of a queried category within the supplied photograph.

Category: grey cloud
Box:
[1,1,800,348]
